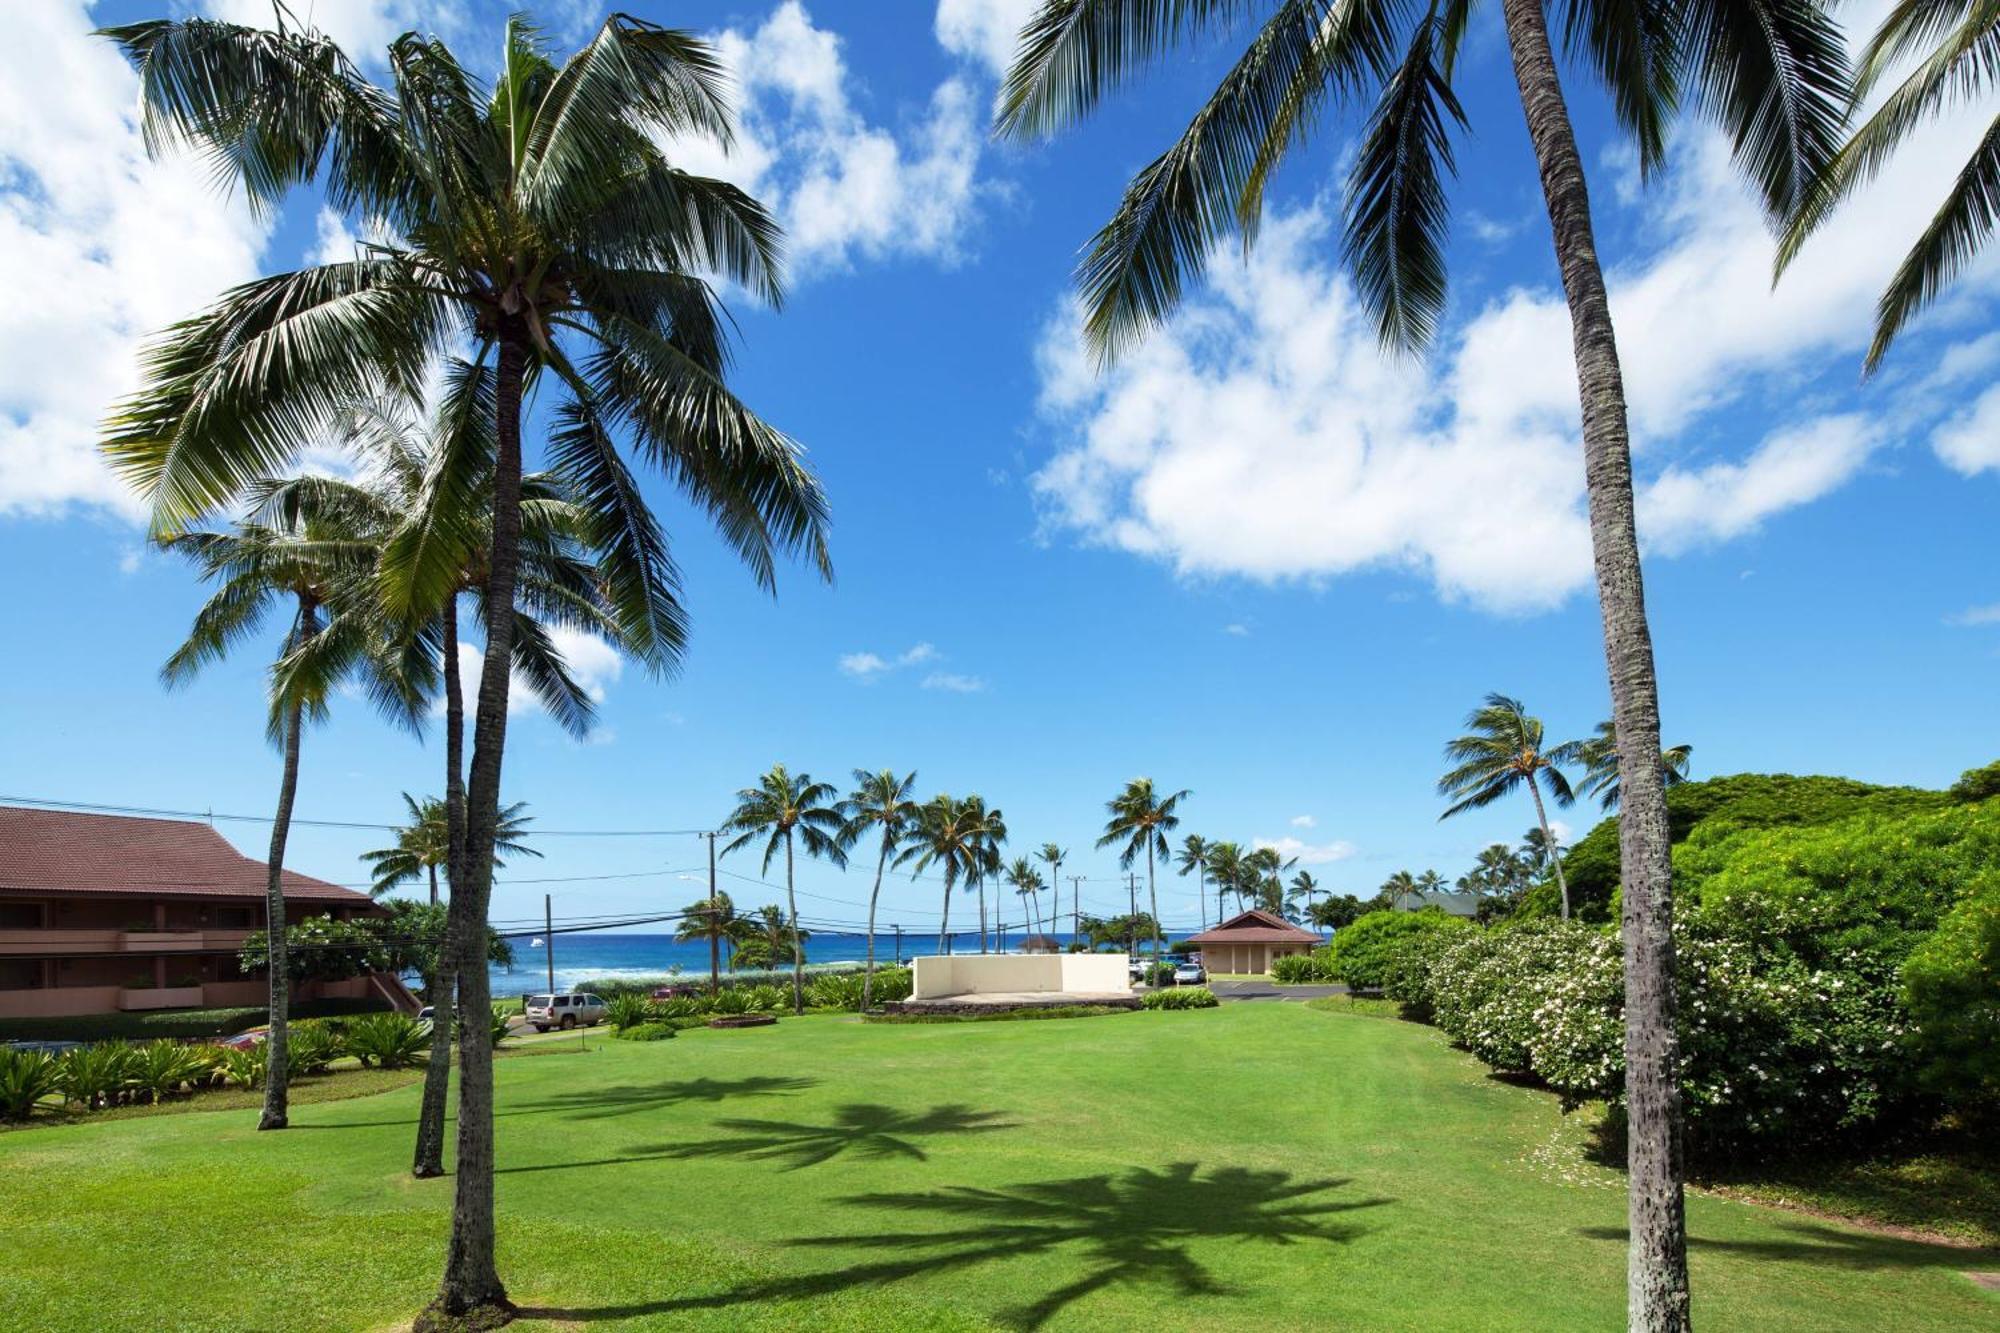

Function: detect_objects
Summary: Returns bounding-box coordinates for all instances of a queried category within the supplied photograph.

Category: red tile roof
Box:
[1184,908,1321,945]
[0,805,370,904]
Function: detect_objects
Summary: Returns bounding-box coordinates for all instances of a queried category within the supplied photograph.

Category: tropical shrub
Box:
[653,995,709,1020]
[58,1043,135,1110]
[742,984,787,1013]
[1901,884,2000,1103]
[213,1044,265,1090]
[0,1047,62,1119]
[285,1020,343,1075]
[343,1013,428,1069]
[489,1005,514,1048]
[604,994,658,1030]
[1324,910,1470,989]
[612,1021,676,1042]
[129,1039,217,1101]
[1141,962,1178,987]
[1949,759,2000,804]
[709,988,752,1016]
[1142,987,1218,1010]
[806,973,866,1010]
[866,966,913,1003]
[239,914,390,982]
[1271,952,1336,984]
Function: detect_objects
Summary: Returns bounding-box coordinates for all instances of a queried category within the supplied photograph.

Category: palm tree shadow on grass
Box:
[659,1102,1016,1170]
[518,1162,1388,1329]
[1575,1223,1999,1272]
[515,1074,819,1122]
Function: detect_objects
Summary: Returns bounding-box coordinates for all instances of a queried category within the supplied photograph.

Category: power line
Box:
[0,794,715,838]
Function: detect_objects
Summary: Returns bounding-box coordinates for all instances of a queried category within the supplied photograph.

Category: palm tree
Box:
[1576,720,1693,812]
[1097,778,1188,963]
[102,13,830,1319]
[997,6,1847,1323]
[1459,844,1533,903]
[962,797,1009,953]
[1176,834,1211,930]
[721,765,846,1016]
[1246,847,1296,916]
[1286,870,1321,922]
[1521,826,1560,879]
[1380,870,1420,912]
[1205,841,1246,922]
[898,796,980,955]
[836,769,920,1010]
[1780,5,2000,368]
[1038,843,1068,941]
[1438,695,1581,921]
[1007,857,1047,940]
[674,890,737,994]
[161,502,421,1134]
[1414,869,1448,901]
[363,794,541,903]
[731,904,807,970]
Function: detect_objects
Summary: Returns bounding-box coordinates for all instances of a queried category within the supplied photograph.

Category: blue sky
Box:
[1,0,1996,935]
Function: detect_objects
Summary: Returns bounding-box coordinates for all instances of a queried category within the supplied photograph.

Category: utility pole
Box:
[1068,875,1085,948]
[1126,873,1139,960]
[893,923,902,967]
[702,830,720,993]
[544,893,555,992]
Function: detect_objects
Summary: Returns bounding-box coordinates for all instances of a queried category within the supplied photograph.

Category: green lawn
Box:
[0,1005,1993,1331]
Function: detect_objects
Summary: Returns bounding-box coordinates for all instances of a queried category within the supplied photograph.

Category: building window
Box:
[0,959,42,990]
[0,903,40,930]
[214,906,254,929]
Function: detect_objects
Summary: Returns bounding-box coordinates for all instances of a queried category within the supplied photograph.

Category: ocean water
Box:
[487,930,1086,994]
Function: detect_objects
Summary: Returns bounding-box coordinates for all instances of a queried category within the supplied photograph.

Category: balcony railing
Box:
[0,928,256,955]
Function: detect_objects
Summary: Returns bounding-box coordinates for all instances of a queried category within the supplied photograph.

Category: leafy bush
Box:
[1424,922,1603,1073]
[58,1043,135,1110]
[743,984,788,1013]
[1141,987,1218,1010]
[1902,884,2000,1103]
[212,1044,264,1090]
[0,1047,62,1120]
[1140,962,1178,987]
[1271,952,1336,984]
[605,994,658,1030]
[129,1039,217,1101]
[1324,910,1470,989]
[489,1005,513,1048]
[343,1013,428,1069]
[807,972,866,1010]
[709,988,752,1016]
[612,1021,676,1042]
[284,1020,343,1075]
[653,995,709,1020]
[1949,759,2000,804]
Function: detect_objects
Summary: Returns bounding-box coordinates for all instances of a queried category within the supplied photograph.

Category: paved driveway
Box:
[1208,979,1348,1002]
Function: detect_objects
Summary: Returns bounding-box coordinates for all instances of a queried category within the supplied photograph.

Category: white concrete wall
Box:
[910,952,1132,998]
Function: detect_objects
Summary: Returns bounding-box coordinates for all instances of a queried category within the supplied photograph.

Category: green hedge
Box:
[0,996,390,1044]
[1141,987,1218,1010]
[1323,910,1470,989]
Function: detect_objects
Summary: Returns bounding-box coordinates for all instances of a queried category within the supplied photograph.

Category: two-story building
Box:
[0,804,405,1019]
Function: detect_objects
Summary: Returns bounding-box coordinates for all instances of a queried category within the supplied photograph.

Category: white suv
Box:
[524,992,607,1032]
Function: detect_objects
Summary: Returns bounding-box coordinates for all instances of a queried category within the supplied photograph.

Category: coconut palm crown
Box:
[1097,778,1189,961]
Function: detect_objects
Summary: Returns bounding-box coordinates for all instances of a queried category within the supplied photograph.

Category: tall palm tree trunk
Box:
[414,607,466,1179]
[940,878,953,955]
[1145,843,1163,962]
[785,834,804,1016]
[863,840,889,1010]
[257,686,306,1133]
[1526,775,1573,920]
[1197,868,1207,930]
[1497,2,1688,1325]
[434,334,528,1322]
[977,879,988,954]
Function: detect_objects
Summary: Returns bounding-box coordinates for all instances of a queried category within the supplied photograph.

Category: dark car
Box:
[650,983,699,1000]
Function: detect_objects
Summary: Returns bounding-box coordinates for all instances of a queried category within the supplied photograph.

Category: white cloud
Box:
[1930,382,2000,476]
[1289,814,1317,829]
[681,2,991,275]
[203,0,466,62]
[118,547,144,576]
[1029,18,2000,614]
[450,626,622,725]
[840,642,942,680]
[0,2,267,520]
[920,671,987,693]
[1548,819,1573,843]
[1254,836,1357,866]
[1946,603,2000,627]
[1223,623,1251,637]
[934,0,1039,77]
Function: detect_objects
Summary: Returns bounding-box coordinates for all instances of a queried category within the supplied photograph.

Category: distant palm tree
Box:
[363,795,541,903]
[1286,870,1320,921]
[1205,841,1246,922]
[1007,857,1047,942]
[1038,843,1068,940]
[731,904,807,971]
[1576,719,1693,812]
[1246,847,1296,916]
[1438,695,1581,920]
[962,797,1009,953]
[898,795,981,955]
[1459,844,1533,903]
[1414,869,1447,901]
[1097,778,1188,963]
[674,890,737,993]
[1176,834,1211,930]
[836,769,920,1009]
[161,499,422,1133]
[721,765,846,1015]
[1380,870,1420,912]
[1520,826,1560,878]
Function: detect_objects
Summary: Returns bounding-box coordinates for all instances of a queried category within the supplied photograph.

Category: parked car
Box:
[1173,962,1207,986]
[523,993,607,1032]
[650,983,699,1000]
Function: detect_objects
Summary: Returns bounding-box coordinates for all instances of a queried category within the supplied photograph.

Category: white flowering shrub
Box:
[1426,922,1603,1073]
